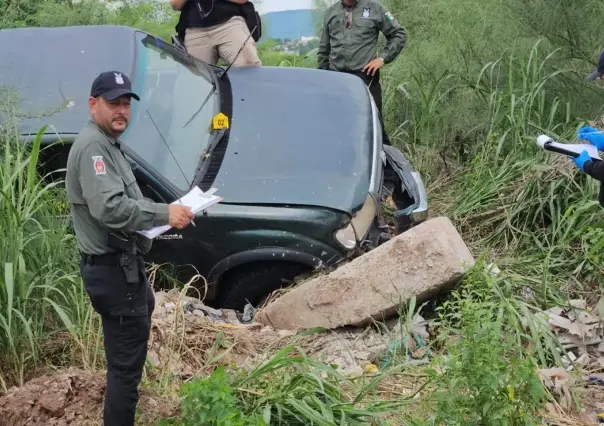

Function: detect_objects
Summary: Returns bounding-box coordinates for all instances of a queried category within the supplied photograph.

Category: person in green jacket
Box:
[317,0,407,146]
[65,71,193,426]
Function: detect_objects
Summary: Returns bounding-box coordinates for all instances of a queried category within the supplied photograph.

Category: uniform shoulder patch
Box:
[362,7,371,18]
[385,11,394,22]
[92,156,107,175]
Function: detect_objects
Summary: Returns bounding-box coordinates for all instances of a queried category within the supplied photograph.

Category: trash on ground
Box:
[538,367,573,411]
[537,299,604,362]
[150,288,434,378]
[537,299,604,423]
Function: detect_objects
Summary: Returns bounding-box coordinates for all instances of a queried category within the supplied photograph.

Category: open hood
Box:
[209,66,375,214]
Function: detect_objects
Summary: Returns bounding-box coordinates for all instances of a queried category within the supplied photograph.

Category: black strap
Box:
[81,252,120,266]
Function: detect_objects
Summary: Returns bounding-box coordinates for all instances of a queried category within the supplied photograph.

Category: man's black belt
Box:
[81,250,143,284]
[81,252,121,266]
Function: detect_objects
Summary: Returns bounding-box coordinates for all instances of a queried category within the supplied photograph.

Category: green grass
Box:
[161,345,411,426]
[0,121,98,389]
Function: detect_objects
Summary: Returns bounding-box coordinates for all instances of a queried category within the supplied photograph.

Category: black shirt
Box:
[584,160,604,207]
[185,0,244,28]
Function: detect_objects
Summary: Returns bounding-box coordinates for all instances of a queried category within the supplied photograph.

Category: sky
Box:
[256,0,314,14]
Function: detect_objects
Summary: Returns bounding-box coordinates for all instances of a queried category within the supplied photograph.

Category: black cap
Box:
[586,48,604,81]
[90,71,140,101]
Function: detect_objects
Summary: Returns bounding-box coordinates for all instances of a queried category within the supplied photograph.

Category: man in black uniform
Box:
[573,48,604,206]
[65,71,194,426]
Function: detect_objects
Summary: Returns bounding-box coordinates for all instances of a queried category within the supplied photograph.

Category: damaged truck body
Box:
[1,25,428,309]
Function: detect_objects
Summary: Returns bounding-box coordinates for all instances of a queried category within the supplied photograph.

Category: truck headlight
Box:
[333,194,378,250]
[334,223,356,249]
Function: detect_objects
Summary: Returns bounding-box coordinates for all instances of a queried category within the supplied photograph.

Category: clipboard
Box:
[536,135,602,161]
[137,186,222,239]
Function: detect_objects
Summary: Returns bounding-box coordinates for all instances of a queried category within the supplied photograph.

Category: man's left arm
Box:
[376,4,407,64]
[585,159,604,182]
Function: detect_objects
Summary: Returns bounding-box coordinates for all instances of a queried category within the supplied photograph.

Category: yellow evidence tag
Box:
[212,112,229,130]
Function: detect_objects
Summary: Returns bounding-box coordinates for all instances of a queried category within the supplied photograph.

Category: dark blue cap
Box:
[586,48,604,81]
[90,71,140,101]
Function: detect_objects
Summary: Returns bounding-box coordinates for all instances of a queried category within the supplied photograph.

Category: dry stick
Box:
[236,387,264,396]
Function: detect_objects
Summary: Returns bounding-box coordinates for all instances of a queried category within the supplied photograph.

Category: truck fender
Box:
[207,247,325,284]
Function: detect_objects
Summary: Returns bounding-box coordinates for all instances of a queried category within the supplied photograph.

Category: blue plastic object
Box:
[572,150,592,172]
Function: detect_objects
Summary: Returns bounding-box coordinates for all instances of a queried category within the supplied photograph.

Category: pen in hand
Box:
[179,200,196,227]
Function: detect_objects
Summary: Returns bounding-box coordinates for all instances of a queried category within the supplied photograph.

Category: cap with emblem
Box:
[586,48,604,81]
[90,71,140,101]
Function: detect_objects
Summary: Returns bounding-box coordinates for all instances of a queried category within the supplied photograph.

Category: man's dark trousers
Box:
[348,70,392,146]
[80,255,155,426]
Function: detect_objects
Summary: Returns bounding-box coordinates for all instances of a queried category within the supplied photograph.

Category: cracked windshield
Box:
[123,32,218,190]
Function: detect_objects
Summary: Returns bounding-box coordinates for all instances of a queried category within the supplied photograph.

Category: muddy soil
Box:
[0,368,175,426]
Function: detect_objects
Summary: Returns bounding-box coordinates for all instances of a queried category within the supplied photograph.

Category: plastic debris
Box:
[237,303,256,324]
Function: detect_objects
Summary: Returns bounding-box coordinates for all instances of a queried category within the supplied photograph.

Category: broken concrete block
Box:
[257,216,475,330]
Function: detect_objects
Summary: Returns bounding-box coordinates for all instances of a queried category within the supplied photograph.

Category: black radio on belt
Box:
[107,233,140,284]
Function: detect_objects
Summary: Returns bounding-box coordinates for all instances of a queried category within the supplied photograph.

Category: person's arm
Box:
[78,143,170,232]
[375,4,407,64]
[584,159,604,182]
[317,12,331,70]
[170,0,187,11]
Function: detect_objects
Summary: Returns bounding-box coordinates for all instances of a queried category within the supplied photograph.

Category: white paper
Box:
[553,141,602,160]
[137,186,222,239]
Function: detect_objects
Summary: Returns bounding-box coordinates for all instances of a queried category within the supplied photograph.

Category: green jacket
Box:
[65,120,170,256]
[317,0,407,72]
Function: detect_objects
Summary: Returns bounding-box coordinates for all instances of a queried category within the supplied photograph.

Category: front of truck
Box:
[124,30,430,254]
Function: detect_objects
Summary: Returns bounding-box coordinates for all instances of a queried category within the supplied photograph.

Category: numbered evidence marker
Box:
[212,112,229,131]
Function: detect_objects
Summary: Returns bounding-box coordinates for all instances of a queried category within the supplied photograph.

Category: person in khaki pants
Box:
[171,0,262,67]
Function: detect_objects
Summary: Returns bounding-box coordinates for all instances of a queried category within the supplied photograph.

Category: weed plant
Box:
[0,120,95,389]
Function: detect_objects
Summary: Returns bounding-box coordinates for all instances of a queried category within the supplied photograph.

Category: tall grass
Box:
[383,33,604,282]
[366,4,604,419]
[0,120,93,389]
[441,42,604,295]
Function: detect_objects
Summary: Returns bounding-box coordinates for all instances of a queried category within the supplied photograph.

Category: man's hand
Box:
[362,57,385,76]
[169,205,194,229]
[578,126,604,151]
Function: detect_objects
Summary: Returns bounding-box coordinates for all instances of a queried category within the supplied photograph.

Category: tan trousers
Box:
[185,16,262,67]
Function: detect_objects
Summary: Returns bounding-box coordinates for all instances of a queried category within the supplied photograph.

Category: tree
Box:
[312,0,334,36]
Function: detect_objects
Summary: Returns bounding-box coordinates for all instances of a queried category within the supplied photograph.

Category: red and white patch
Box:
[92,156,106,175]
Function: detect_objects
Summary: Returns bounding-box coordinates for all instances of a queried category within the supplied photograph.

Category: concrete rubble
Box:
[256,216,475,330]
[150,288,432,377]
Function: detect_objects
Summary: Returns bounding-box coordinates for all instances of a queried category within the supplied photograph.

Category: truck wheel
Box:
[216,261,311,310]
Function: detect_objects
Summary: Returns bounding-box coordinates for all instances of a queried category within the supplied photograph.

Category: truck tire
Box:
[216,261,311,310]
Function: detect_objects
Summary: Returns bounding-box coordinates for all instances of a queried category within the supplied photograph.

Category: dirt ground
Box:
[0,326,396,426]
[0,288,410,426]
[0,368,176,426]
[3,290,602,425]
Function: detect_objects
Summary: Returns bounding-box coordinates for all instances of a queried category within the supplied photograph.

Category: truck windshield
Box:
[122,31,219,191]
